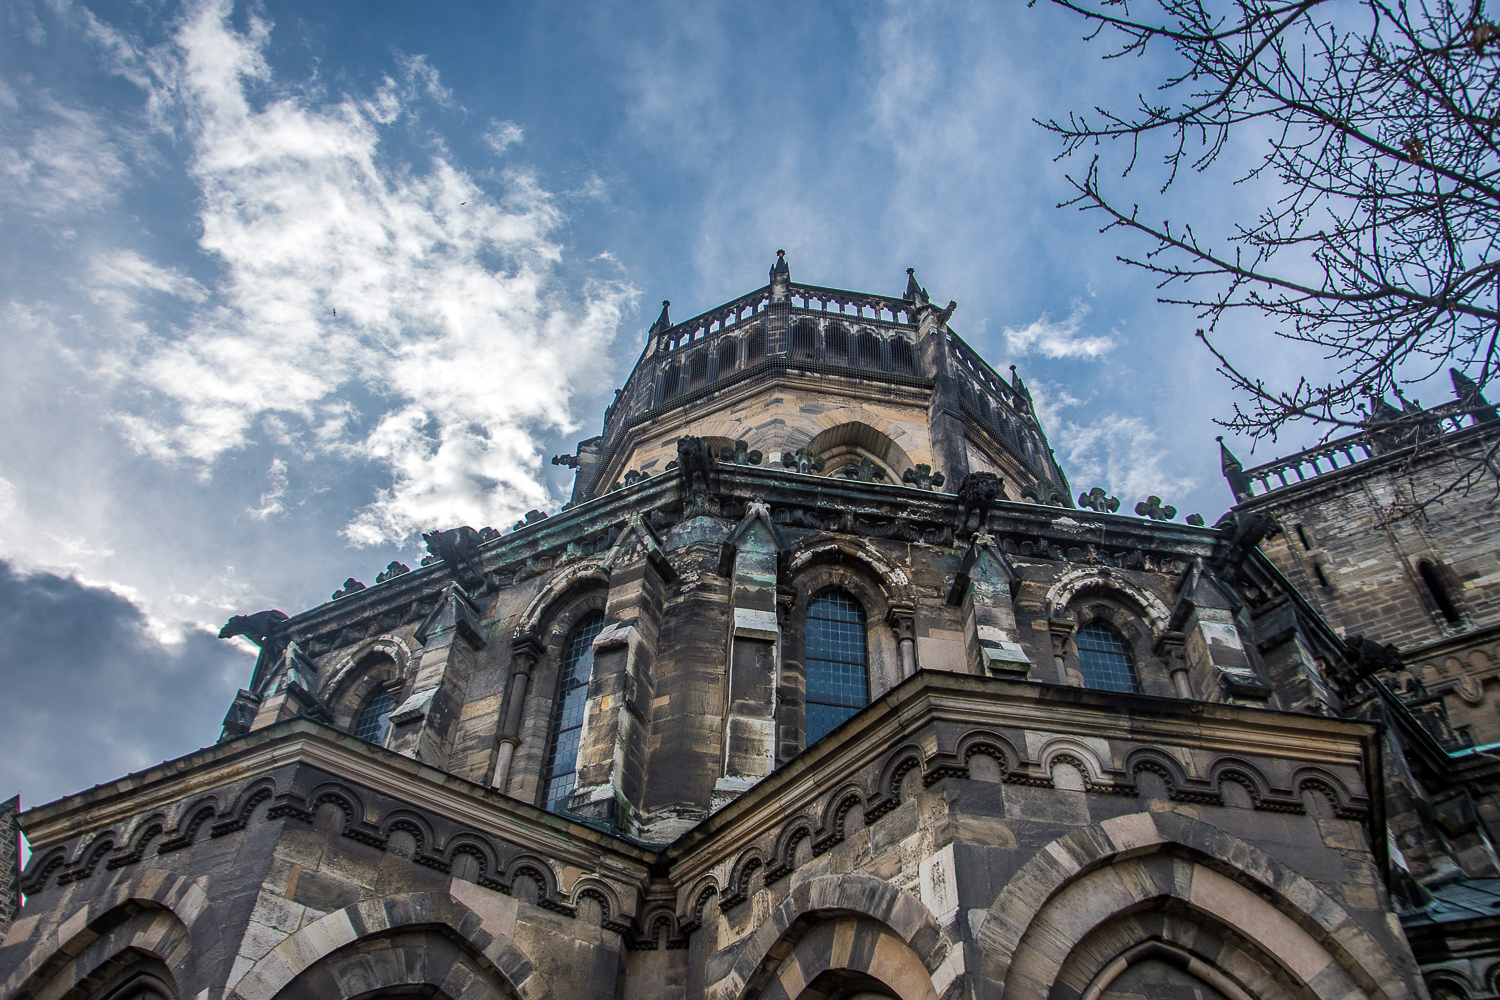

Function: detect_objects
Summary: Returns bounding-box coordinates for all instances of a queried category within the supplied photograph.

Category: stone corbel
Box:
[887,602,918,678]
[734,607,780,641]
[976,625,1031,677]
[389,688,435,726]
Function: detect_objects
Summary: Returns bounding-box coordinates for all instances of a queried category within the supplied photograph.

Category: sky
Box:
[0,0,1466,811]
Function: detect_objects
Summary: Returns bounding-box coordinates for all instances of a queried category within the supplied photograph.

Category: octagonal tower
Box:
[561,253,1072,507]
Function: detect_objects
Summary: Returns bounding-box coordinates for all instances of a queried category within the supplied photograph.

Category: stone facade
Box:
[2,255,1493,1000]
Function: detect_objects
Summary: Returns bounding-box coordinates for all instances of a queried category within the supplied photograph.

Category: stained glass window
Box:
[541,611,605,813]
[1076,622,1138,693]
[352,688,395,745]
[805,590,869,745]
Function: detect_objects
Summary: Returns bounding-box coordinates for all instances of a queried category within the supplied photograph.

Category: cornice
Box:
[19,719,657,877]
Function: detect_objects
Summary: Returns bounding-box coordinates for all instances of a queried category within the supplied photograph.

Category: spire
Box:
[648,300,672,337]
[1451,367,1499,423]
[1218,436,1255,503]
[904,267,929,305]
[770,249,789,278]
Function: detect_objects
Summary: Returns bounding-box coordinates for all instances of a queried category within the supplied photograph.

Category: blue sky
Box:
[0,0,1433,805]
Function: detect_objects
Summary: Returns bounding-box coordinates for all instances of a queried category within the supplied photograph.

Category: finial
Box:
[1218,436,1254,503]
[904,267,928,304]
[648,299,672,337]
[1452,367,1499,423]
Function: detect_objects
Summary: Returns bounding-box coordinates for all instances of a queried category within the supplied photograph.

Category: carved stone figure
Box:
[422,525,489,594]
[218,610,290,645]
[331,578,366,601]
[375,561,410,584]
[840,457,888,483]
[781,448,825,475]
[1022,481,1066,506]
[902,464,944,490]
[677,435,715,491]
[957,472,1003,533]
[512,510,549,531]
[1135,496,1177,521]
[1077,487,1120,513]
[1328,636,1404,696]
[1211,510,1281,580]
[718,439,762,466]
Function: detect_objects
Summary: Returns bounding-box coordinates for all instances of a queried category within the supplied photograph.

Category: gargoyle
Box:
[219,610,289,646]
[1211,510,1282,580]
[1328,635,1403,697]
[957,471,1003,534]
[422,525,490,594]
[677,435,715,491]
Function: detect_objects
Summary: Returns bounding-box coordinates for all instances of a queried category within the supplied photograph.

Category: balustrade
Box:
[1241,399,1474,497]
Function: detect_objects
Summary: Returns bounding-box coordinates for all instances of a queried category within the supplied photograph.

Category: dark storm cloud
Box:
[0,559,251,812]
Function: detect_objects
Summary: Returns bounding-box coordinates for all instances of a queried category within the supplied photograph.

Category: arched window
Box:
[805,590,869,744]
[660,365,680,400]
[1419,560,1463,624]
[891,338,915,374]
[541,611,606,813]
[856,331,882,369]
[1076,622,1138,693]
[747,327,766,361]
[718,339,739,374]
[689,352,709,386]
[791,320,818,360]
[352,688,395,744]
[825,323,850,360]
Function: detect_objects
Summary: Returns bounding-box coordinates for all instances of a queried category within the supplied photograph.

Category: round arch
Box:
[223,890,552,1000]
[706,874,958,1000]
[0,879,206,1000]
[976,814,1420,1000]
[321,636,416,728]
[804,422,913,481]
[1043,568,1171,632]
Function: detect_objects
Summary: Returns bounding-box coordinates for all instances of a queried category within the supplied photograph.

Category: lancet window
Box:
[805,590,869,744]
[540,611,605,813]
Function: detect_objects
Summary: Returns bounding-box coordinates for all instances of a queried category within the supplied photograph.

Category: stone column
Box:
[491,637,543,792]
[1154,632,1192,699]
[387,585,487,765]
[887,603,918,679]
[1048,619,1077,686]
[714,502,785,811]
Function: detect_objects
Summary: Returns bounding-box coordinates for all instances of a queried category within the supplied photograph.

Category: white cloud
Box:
[0,93,134,215]
[75,0,632,545]
[1002,300,1116,359]
[1031,381,1198,507]
[247,457,289,519]
[484,119,524,154]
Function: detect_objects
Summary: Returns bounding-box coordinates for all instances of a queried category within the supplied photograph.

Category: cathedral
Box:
[2,252,1499,1000]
